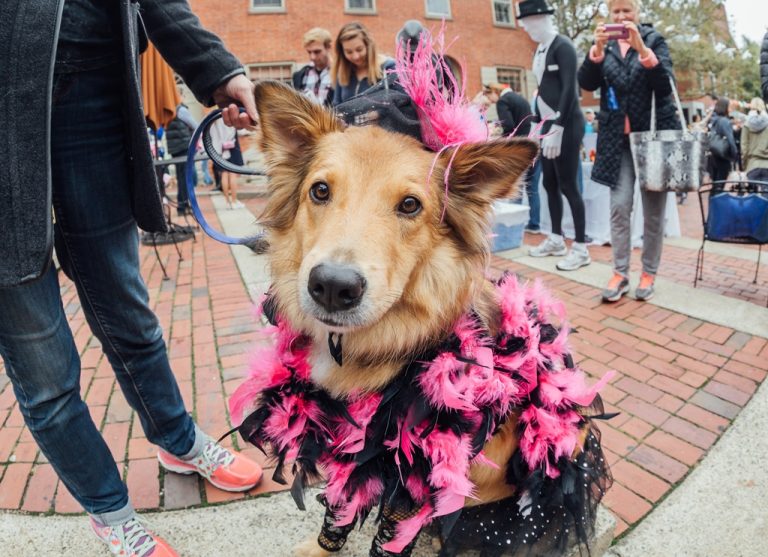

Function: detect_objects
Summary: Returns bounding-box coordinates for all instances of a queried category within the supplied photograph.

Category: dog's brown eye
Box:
[397,196,422,216]
[310,182,330,203]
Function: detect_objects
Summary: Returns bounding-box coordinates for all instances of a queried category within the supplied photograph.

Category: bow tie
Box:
[537,47,547,55]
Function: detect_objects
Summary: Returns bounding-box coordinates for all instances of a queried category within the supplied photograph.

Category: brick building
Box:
[188,0,537,99]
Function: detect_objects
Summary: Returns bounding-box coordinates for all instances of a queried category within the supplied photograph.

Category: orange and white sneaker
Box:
[635,272,656,301]
[601,272,630,303]
[157,437,262,492]
[90,516,178,557]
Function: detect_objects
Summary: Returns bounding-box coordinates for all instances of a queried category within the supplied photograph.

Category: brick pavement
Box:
[1,196,767,544]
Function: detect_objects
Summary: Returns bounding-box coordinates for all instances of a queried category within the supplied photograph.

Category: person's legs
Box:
[51,68,199,462]
[541,158,564,237]
[518,159,541,231]
[610,149,636,278]
[0,266,130,516]
[201,159,214,185]
[639,189,667,276]
[222,171,233,207]
[527,159,541,230]
[554,144,587,244]
[173,158,190,214]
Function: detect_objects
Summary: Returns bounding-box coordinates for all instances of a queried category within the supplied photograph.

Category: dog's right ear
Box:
[254,81,343,230]
[255,80,342,159]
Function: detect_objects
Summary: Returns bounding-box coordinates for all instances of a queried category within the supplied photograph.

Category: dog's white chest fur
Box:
[308,346,336,385]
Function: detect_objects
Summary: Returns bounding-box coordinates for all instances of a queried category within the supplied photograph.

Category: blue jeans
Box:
[514,158,541,230]
[0,67,197,517]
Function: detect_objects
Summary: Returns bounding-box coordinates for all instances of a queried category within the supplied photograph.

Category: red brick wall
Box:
[188,0,536,95]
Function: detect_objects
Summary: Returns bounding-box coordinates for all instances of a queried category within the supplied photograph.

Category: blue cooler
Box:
[491,202,529,252]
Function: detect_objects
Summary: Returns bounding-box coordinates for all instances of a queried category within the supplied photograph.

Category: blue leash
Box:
[185,108,267,247]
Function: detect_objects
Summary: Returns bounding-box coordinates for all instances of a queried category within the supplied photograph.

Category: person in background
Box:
[731,114,744,172]
[584,109,599,134]
[292,27,334,107]
[518,0,590,271]
[0,2,264,556]
[165,94,199,215]
[332,22,395,105]
[578,0,679,303]
[484,82,540,231]
[210,119,246,209]
[485,82,532,138]
[707,97,738,182]
[741,97,768,183]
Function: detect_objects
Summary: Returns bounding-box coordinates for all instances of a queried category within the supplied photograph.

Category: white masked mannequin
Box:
[520,15,562,158]
[517,0,590,271]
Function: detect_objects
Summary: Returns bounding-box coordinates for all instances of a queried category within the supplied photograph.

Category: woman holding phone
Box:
[578,0,680,303]
[331,22,395,105]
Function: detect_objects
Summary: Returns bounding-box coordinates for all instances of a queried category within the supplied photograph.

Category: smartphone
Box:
[604,23,629,40]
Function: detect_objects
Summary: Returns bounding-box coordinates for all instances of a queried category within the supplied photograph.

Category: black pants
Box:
[541,124,586,243]
[708,156,731,183]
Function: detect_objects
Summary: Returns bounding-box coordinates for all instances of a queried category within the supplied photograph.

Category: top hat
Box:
[515,0,555,19]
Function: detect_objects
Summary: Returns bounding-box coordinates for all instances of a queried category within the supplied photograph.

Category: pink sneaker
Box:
[90,516,178,557]
[157,438,262,492]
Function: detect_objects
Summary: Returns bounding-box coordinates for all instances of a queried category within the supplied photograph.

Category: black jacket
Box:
[534,34,584,133]
[496,90,533,137]
[0,0,244,287]
[709,114,738,162]
[761,31,768,102]
[166,104,195,155]
[578,25,680,187]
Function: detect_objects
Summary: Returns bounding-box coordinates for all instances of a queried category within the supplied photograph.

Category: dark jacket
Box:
[761,31,768,102]
[534,34,585,133]
[292,64,334,107]
[0,0,244,287]
[166,104,195,155]
[332,58,397,106]
[709,114,738,162]
[496,89,533,137]
[578,24,680,187]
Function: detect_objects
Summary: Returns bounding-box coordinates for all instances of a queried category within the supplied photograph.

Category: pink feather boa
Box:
[230,274,613,551]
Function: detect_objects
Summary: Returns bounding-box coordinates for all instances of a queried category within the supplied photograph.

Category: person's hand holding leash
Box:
[541,124,564,159]
[214,74,258,130]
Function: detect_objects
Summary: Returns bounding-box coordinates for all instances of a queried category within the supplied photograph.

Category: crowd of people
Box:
[2,1,768,556]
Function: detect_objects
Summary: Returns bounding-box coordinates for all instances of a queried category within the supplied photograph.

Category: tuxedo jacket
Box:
[534,34,584,133]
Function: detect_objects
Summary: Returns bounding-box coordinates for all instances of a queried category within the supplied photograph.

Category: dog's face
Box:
[254,82,537,359]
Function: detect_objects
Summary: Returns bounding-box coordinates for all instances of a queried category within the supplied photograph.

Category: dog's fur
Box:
[252,81,543,555]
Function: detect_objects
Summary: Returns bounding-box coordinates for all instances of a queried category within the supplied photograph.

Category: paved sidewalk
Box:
[1,194,767,555]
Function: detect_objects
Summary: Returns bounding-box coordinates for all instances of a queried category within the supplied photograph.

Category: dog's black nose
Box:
[308,264,366,313]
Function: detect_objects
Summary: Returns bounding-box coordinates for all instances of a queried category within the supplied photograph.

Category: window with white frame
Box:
[250,0,285,13]
[492,0,514,26]
[345,0,376,13]
[426,0,451,18]
[247,63,293,84]
[496,66,524,93]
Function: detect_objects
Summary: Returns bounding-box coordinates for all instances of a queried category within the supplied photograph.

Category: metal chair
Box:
[695,179,768,305]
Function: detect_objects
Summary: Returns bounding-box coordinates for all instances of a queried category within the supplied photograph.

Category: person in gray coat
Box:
[0,1,262,555]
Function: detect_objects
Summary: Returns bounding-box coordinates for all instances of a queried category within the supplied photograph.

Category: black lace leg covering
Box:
[369,504,422,557]
[317,495,357,552]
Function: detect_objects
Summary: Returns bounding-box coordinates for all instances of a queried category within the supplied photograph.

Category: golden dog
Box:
[241,81,607,557]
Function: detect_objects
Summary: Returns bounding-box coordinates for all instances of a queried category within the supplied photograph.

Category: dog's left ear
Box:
[253,81,343,230]
[440,139,539,253]
[255,80,342,157]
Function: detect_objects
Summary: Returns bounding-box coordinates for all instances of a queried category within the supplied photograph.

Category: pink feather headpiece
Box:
[394,24,489,152]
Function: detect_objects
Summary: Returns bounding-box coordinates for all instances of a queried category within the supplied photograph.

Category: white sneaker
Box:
[528,236,567,257]
[232,200,245,209]
[556,246,592,271]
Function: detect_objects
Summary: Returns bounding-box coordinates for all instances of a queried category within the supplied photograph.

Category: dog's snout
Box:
[308,264,366,313]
